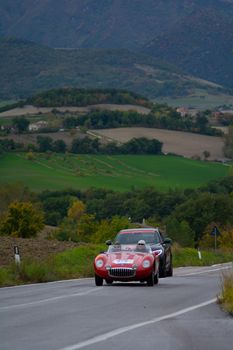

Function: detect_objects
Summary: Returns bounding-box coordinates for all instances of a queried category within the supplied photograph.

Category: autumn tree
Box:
[68,200,86,221]
[0,201,44,238]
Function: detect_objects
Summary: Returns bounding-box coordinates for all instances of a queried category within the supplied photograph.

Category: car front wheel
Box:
[95,273,103,286]
[147,271,155,286]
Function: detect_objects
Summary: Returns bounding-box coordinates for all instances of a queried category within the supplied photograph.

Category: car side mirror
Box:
[105,240,112,246]
[163,237,172,244]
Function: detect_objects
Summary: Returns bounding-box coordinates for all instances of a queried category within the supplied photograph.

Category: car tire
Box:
[147,272,155,286]
[154,272,159,285]
[95,273,103,286]
[159,259,166,278]
[166,258,173,277]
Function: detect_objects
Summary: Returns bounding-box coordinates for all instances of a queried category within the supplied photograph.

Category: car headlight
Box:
[96,259,104,268]
[154,249,163,256]
[142,260,151,268]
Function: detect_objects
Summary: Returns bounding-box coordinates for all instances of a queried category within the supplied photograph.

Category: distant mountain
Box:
[0,37,227,100]
[0,0,233,90]
[1,0,232,50]
[143,7,233,88]
[0,0,187,49]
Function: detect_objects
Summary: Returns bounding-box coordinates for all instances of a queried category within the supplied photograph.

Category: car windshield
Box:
[108,244,151,254]
[115,232,161,245]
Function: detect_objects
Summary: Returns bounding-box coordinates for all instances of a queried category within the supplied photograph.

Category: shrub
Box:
[219,270,233,314]
[0,201,44,238]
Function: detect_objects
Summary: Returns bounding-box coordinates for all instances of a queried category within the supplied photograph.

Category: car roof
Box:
[119,228,159,234]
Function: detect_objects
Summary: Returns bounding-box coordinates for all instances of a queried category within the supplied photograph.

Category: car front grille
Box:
[108,268,136,278]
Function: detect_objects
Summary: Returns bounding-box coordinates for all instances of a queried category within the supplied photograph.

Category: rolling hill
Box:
[0,1,233,89]
[0,37,229,100]
[144,7,233,89]
[0,153,229,192]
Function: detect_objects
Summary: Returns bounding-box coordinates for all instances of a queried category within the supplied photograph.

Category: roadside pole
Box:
[14,245,21,265]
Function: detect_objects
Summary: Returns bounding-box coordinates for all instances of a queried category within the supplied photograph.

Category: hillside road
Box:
[0,263,232,350]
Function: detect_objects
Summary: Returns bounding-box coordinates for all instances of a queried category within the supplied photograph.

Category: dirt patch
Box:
[0,130,85,146]
[93,127,225,160]
[0,104,150,118]
[0,226,78,266]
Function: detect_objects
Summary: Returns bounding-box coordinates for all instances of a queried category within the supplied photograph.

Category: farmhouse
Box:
[29,120,48,131]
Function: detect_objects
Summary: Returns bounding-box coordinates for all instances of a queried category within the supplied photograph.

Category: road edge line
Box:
[60,298,216,350]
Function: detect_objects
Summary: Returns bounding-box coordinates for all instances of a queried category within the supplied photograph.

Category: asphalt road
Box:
[0,263,232,350]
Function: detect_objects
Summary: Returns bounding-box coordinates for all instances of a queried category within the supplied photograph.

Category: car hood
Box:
[106,251,152,267]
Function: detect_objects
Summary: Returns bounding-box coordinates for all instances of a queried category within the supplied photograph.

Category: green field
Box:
[155,91,233,109]
[0,153,230,192]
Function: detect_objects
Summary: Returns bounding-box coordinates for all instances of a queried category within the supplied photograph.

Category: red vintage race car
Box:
[94,241,159,287]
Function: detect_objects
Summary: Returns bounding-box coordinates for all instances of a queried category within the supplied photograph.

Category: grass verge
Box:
[173,246,233,267]
[0,245,233,287]
[219,270,233,315]
[0,244,105,287]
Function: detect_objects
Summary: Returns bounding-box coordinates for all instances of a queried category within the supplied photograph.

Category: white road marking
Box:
[1,262,232,290]
[0,287,102,311]
[60,298,216,350]
[177,264,232,277]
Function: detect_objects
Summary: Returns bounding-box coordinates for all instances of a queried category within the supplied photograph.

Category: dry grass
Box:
[219,269,233,314]
[94,127,225,160]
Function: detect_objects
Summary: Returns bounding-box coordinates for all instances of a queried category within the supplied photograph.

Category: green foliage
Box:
[224,125,233,159]
[220,271,233,314]
[12,117,29,133]
[0,267,11,286]
[0,139,17,152]
[64,108,221,136]
[28,88,149,108]
[71,136,163,155]
[166,217,195,247]
[40,195,76,226]
[0,201,44,238]
[219,228,233,250]
[0,183,35,216]
[92,216,130,243]
[169,192,233,241]
[52,139,67,153]
[15,259,55,283]
[68,200,86,221]
[36,135,53,152]
[172,246,233,267]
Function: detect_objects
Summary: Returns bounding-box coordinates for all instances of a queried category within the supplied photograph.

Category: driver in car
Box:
[136,240,147,252]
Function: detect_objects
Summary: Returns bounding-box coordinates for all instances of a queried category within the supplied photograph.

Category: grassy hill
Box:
[0,37,230,101]
[0,153,229,192]
[144,7,233,89]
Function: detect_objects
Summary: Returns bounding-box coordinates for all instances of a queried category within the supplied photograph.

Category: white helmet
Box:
[137,240,146,245]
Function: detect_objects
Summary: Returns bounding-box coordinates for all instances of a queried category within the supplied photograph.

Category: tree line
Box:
[26,88,151,108]
[0,136,163,155]
[1,176,233,247]
[62,109,222,136]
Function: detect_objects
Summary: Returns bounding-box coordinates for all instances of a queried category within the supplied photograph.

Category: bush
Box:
[16,259,55,283]
[219,270,233,314]
[0,201,44,238]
